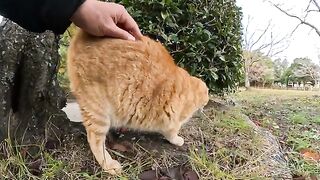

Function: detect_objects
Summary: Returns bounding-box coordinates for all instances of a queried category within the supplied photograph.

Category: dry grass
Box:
[237,88,319,99]
[234,88,320,178]
[0,101,281,179]
[3,88,317,179]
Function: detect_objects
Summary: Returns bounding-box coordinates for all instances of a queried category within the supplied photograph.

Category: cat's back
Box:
[67,29,180,90]
[68,29,176,70]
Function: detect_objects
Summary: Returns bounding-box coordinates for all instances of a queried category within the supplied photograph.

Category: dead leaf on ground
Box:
[310,175,318,180]
[45,140,59,150]
[111,144,129,152]
[139,170,159,180]
[300,148,320,162]
[27,158,43,176]
[20,147,28,158]
[183,170,198,180]
[293,175,319,180]
[138,165,198,180]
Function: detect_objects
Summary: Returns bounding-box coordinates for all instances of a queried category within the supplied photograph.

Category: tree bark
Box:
[0,19,79,145]
[244,61,251,90]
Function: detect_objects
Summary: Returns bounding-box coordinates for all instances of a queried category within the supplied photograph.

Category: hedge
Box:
[115,0,243,93]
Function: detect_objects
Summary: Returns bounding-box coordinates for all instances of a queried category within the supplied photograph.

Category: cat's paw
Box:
[169,136,184,146]
[103,159,122,175]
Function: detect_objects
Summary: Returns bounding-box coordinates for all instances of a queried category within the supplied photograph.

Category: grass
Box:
[312,116,320,125]
[289,112,308,124]
[0,100,278,179]
[189,146,236,179]
[1,88,319,179]
[234,88,320,178]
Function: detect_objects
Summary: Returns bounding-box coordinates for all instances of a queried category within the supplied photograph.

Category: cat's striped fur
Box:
[67,29,209,174]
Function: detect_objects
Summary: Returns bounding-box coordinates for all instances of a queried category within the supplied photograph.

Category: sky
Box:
[1,2,319,64]
[237,0,320,64]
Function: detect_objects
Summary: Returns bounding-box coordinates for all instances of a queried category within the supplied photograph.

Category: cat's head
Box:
[190,76,209,110]
[179,76,209,123]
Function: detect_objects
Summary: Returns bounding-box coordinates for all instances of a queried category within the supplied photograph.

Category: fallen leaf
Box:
[302,151,320,161]
[159,177,171,180]
[183,170,199,180]
[28,158,43,176]
[138,170,159,180]
[20,147,28,158]
[292,175,306,180]
[310,175,318,180]
[165,166,184,179]
[300,149,320,161]
[139,165,198,180]
[111,143,129,152]
[45,140,59,150]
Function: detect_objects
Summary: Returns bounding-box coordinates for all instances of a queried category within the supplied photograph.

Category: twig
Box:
[312,0,320,11]
[273,3,320,37]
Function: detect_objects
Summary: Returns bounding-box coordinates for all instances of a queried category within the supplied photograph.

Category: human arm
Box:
[0,0,84,34]
[0,0,142,40]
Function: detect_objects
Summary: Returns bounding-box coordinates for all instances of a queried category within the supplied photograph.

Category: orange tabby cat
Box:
[67,29,209,175]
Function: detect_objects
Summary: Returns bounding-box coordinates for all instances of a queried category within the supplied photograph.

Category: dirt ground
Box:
[1,88,319,179]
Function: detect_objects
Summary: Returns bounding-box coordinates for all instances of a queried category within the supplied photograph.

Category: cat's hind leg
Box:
[81,108,122,175]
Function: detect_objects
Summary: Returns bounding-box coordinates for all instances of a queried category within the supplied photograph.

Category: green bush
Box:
[115,0,243,93]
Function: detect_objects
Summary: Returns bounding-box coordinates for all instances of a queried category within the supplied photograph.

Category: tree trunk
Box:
[244,62,251,90]
[0,19,80,145]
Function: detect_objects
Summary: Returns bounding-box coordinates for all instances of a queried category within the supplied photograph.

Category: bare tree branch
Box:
[273,3,320,37]
[242,13,289,57]
[290,23,303,36]
[305,0,313,14]
[248,54,264,66]
[251,30,288,57]
[312,0,320,11]
[270,42,290,57]
[244,15,251,49]
[266,32,274,56]
[249,21,271,51]
[247,31,256,49]
[242,13,290,88]
[306,9,320,13]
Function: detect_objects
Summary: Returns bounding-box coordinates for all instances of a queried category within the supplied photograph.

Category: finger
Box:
[103,22,136,40]
[119,11,142,40]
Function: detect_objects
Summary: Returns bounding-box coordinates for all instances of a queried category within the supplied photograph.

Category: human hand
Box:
[70,0,142,40]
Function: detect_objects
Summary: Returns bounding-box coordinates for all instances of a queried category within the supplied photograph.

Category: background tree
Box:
[273,58,289,83]
[292,57,320,84]
[245,50,275,87]
[281,57,320,85]
[267,0,320,87]
[281,67,294,87]
[242,15,288,89]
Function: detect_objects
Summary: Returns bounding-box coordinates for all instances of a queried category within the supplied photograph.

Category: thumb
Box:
[103,23,135,40]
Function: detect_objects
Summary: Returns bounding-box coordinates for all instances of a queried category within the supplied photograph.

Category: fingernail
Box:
[128,34,135,41]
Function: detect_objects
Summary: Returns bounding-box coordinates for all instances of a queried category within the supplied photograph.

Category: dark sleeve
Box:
[0,0,85,34]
